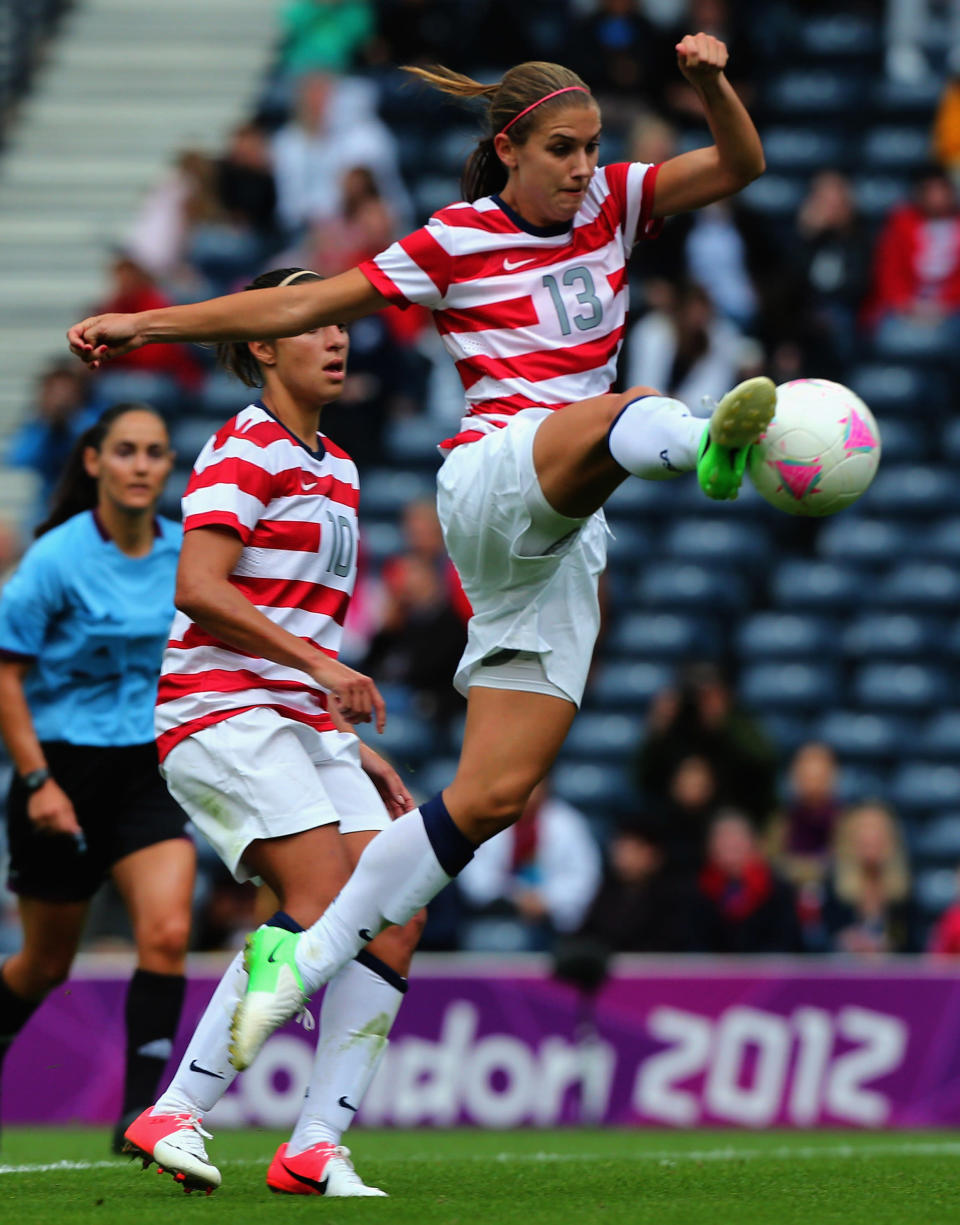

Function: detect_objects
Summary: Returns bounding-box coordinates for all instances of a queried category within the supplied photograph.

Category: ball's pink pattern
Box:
[843,407,878,454]
[773,458,823,500]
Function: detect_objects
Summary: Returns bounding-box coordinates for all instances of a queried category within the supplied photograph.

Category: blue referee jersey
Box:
[0,510,181,746]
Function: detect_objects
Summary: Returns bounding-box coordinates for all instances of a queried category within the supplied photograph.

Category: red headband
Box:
[498,85,591,137]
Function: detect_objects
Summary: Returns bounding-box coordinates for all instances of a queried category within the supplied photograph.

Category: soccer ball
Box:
[747,378,882,517]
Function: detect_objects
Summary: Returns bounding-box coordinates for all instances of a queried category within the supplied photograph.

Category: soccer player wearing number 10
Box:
[69,37,774,1079]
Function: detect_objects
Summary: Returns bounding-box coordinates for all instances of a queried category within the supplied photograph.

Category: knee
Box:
[137,913,191,970]
[449,772,535,840]
[12,953,72,999]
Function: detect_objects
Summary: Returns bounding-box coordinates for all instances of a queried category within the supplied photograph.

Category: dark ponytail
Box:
[216,267,322,387]
[402,61,594,201]
[35,401,164,538]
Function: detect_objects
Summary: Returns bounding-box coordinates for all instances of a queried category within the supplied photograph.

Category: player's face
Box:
[499,104,601,226]
[272,324,350,407]
[85,410,173,514]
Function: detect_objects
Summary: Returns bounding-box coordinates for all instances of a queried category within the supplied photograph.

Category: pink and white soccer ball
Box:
[748,378,882,517]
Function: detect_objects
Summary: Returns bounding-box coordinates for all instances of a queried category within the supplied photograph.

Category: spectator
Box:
[389,498,471,624]
[298,166,397,277]
[566,0,666,112]
[215,121,278,240]
[271,73,410,237]
[91,255,204,391]
[579,817,691,952]
[364,0,465,70]
[633,662,778,828]
[361,551,467,724]
[689,809,803,954]
[661,753,720,876]
[862,167,960,346]
[125,150,222,283]
[791,170,872,371]
[5,362,96,524]
[886,0,960,83]
[457,778,603,951]
[685,201,759,329]
[928,864,960,954]
[625,280,746,409]
[278,0,374,76]
[771,741,842,887]
[819,803,917,955]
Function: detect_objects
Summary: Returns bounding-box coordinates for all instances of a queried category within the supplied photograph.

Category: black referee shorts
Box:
[4,741,189,903]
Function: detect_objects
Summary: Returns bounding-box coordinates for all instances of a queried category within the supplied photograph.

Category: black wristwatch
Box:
[20,767,52,794]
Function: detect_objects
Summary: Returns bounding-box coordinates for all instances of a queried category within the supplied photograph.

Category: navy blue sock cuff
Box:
[355,949,408,994]
[264,909,304,933]
[420,792,475,876]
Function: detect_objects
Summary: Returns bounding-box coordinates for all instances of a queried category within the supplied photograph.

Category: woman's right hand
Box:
[67,313,146,368]
[27,779,83,838]
[310,658,387,733]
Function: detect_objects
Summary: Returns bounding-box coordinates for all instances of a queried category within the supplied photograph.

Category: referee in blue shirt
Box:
[0,402,194,1151]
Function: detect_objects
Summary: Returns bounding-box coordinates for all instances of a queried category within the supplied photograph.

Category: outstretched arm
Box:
[651,32,765,219]
[67,267,391,368]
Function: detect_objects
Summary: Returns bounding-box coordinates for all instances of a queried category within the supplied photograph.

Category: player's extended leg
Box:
[267,830,424,1198]
[531,377,776,520]
[232,688,576,1070]
[111,839,193,1153]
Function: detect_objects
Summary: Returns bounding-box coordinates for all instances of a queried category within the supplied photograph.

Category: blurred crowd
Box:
[4,0,960,966]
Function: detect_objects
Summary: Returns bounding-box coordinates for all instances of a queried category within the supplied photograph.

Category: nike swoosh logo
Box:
[338,1096,358,1112]
[267,941,285,963]
[301,478,319,491]
[503,256,536,270]
[358,928,373,942]
[189,1059,225,1079]
[281,1162,328,1194]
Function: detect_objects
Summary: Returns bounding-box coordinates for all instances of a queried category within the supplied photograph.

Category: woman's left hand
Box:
[359,745,415,819]
[675,32,729,85]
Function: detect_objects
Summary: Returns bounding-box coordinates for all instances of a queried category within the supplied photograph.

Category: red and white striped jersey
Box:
[359,161,661,451]
[155,401,359,762]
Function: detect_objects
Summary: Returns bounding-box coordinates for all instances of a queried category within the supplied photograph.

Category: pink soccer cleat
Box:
[266,1141,387,1197]
[122,1106,221,1194]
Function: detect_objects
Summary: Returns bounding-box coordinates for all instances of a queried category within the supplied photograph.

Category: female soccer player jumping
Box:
[69,36,773,1070]
[120,269,423,1197]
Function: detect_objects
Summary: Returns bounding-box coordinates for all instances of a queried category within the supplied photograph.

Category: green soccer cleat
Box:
[228,927,308,1071]
[696,376,777,501]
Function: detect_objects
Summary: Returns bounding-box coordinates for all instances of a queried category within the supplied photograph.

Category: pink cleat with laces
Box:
[122,1106,221,1194]
[267,1141,387,1197]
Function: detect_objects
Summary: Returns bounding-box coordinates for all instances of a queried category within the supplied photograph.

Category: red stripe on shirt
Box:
[247,518,322,552]
[182,510,250,541]
[638,162,663,240]
[455,324,624,391]
[230,575,349,623]
[399,228,452,296]
[157,703,335,762]
[431,204,520,234]
[188,456,274,503]
[157,668,324,704]
[359,259,407,306]
[434,294,540,334]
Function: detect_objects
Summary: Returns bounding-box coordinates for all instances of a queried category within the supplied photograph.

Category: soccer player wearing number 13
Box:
[122,268,423,1197]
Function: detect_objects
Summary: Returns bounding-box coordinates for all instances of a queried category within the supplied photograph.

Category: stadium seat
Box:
[864,466,960,516]
[157,469,189,520]
[853,176,913,221]
[356,468,435,516]
[412,756,460,803]
[848,364,941,417]
[770,559,864,610]
[359,518,405,565]
[356,712,434,766]
[761,126,846,172]
[852,662,951,711]
[835,764,889,805]
[842,613,945,660]
[860,416,929,463]
[915,867,958,917]
[912,813,960,864]
[199,372,246,419]
[560,712,644,763]
[662,518,772,567]
[818,518,909,566]
[588,660,674,710]
[606,475,669,520]
[874,563,960,610]
[862,126,933,171]
[96,369,183,416]
[635,563,748,611]
[739,661,840,712]
[912,518,960,562]
[915,712,960,759]
[871,317,956,363]
[550,761,632,814]
[813,710,909,762]
[761,713,815,755]
[943,418,960,463]
[871,75,943,115]
[797,14,879,57]
[605,522,652,570]
[170,418,216,468]
[383,415,445,465]
[763,69,861,116]
[736,612,840,660]
[607,611,720,660]
[740,173,806,217]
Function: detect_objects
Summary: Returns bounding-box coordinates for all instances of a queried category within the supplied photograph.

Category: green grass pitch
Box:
[3,1127,960,1225]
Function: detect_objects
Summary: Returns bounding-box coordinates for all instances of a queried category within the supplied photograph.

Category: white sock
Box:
[607,395,702,479]
[287,957,405,1155]
[153,950,245,1117]
[295,806,459,994]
